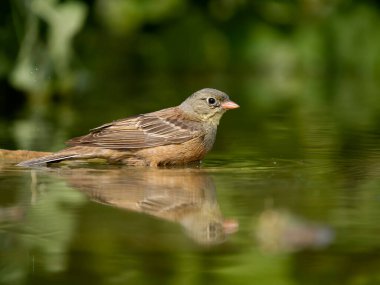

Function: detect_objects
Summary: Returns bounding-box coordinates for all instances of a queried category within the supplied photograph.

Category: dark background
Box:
[1,0,380,156]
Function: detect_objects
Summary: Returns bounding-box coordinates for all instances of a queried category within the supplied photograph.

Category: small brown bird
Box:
[17,88,239,167]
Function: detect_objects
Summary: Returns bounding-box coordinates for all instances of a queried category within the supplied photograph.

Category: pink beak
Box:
[221,100,240,110]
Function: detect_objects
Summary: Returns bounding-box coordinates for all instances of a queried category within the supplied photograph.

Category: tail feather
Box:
[17,153,81,167]
[16,146,131,167]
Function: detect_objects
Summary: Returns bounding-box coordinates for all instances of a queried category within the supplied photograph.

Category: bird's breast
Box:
[134,136,211,166]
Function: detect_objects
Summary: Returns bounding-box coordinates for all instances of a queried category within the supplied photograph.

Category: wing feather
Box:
[66,107,203,149]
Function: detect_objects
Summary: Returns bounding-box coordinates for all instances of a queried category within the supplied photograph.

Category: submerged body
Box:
[17,88,239,167]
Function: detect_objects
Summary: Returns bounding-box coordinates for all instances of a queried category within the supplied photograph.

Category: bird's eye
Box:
[207,97,217,106]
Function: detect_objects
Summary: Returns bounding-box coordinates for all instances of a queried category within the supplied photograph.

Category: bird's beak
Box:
[221,100,240,110]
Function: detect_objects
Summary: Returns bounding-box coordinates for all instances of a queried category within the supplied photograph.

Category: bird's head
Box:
[180,88,239,124]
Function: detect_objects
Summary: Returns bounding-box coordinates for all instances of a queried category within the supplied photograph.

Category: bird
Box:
[17,88,239,167]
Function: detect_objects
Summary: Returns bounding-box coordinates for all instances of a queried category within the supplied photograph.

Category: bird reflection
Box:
[55,166,238,245]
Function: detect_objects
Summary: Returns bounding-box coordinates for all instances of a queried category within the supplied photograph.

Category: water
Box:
[1,107,380,285]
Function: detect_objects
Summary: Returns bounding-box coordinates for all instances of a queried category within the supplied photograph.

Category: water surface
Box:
[1,110,380,285]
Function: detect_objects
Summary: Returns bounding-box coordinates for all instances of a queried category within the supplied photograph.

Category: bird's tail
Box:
[16,146,96,167]
[17,151,82,167]
[16,146,125,167]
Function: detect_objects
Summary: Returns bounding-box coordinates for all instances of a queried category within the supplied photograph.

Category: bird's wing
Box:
[66,107,203,149]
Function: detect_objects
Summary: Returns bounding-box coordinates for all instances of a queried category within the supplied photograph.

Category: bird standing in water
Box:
[17,88,239,167]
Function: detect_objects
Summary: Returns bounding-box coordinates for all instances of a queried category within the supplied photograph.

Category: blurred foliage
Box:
[8,0,87,100]
[0,0,380,152]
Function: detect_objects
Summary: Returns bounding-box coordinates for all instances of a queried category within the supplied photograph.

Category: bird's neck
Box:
[178,105,223,125]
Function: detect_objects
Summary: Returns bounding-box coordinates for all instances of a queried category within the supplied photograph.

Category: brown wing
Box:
[66,107,203,149]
